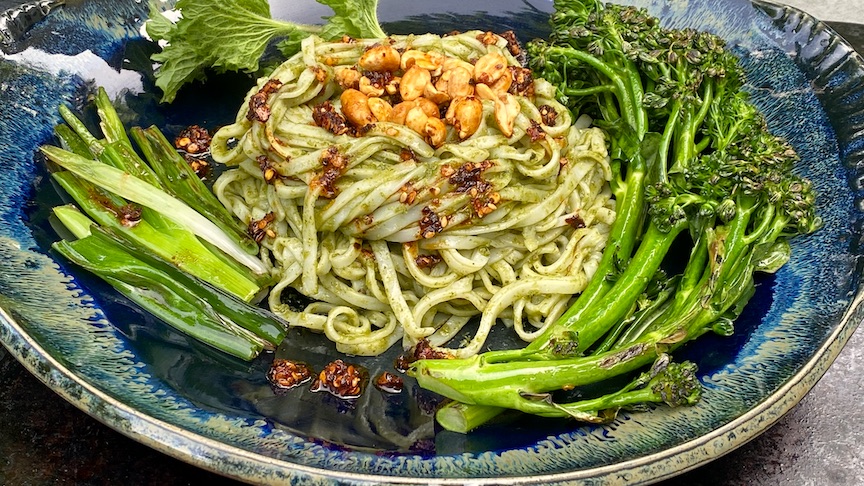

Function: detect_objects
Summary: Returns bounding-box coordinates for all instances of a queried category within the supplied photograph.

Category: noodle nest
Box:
[211,32,615,357]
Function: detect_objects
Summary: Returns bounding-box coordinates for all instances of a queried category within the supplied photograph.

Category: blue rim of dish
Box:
[1,0,864,484]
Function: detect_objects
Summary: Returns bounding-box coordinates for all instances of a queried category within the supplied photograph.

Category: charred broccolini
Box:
[409,0,821,432]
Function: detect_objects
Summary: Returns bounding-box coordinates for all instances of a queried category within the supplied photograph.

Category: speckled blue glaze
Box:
[1,0,862,484]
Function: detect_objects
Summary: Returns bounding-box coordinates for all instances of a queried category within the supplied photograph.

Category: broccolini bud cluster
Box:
[647,356,702,407]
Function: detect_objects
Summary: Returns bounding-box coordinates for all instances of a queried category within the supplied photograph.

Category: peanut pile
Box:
[331,32,535,147]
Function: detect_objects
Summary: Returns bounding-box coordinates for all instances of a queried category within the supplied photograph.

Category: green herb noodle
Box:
[210,32,615,357]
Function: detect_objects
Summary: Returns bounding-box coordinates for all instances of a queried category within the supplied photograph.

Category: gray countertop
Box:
[782,0,864,23]
[1,2,863,485]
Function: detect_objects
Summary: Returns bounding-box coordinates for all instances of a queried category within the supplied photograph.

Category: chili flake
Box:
[415,253,442,269]
[374,372,404,394]
[500,30,526,64]
[268,359,313,391]
[566,213,586,229]
[247,78,283,122]
[247,212,276,242]
[312,146,349,198]
[312,101,353,136]
[257,155,279,184]
[394,338,454,372]
[310,359,368,399]
[539,104,559,126]
[174,125,212,155]
[508,66,534,97]
[419,206,444,239]
[527,120,546,142]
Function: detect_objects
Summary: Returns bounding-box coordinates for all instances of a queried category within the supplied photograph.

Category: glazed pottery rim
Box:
[2,0,864,484]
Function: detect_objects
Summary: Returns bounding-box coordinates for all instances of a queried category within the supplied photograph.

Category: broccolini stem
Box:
[562,85,615,97]
[656,99,682,181]
[546,220,687,354]
[545,46,642,132]
[410,307,714,410]
[436,402,509,433]
[694,82,714,131]
[479,160,651,364]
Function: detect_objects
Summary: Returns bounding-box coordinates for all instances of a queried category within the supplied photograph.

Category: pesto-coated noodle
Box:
[211,32,615,357]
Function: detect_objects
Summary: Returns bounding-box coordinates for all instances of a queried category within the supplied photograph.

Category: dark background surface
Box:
[1,5,863,486]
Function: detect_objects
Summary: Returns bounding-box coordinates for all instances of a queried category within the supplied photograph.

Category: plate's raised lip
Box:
[3,266,862,485]
[2,0,864,484]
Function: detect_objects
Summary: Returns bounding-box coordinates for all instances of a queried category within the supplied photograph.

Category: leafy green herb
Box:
[317,0,386,41]
[145,0,386,103]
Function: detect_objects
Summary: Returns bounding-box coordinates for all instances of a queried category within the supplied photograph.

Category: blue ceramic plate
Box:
[1,0,862,483]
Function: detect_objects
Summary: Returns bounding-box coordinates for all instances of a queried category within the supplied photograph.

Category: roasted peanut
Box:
[359,75,385,97]
[425,50,445,76]
[474,82,497,101]
[434,69,450,89]
[424,82,450,105]
[340,89,374,127]
[389,99,439,125]
[384,76,401,95]
[424,117,448,147]
[358,45,401,72]
[494,92,520,138]
[477,31,500,46]
[367,97,393,122]
[400,66,431,101]
[444,99,456,121]
[335,67,361,90]
[473,52,508,85]
[489,68,513,94]
[415,97,440,118]
[435,67,474,100]
[445,96,483,139]
[442,57,476,74]
[388,101,412,125]
[396,102,447,146]
[405,106,430,135]
[445,66,474,99]
[402,49,443,72]
[400,49,428,70]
